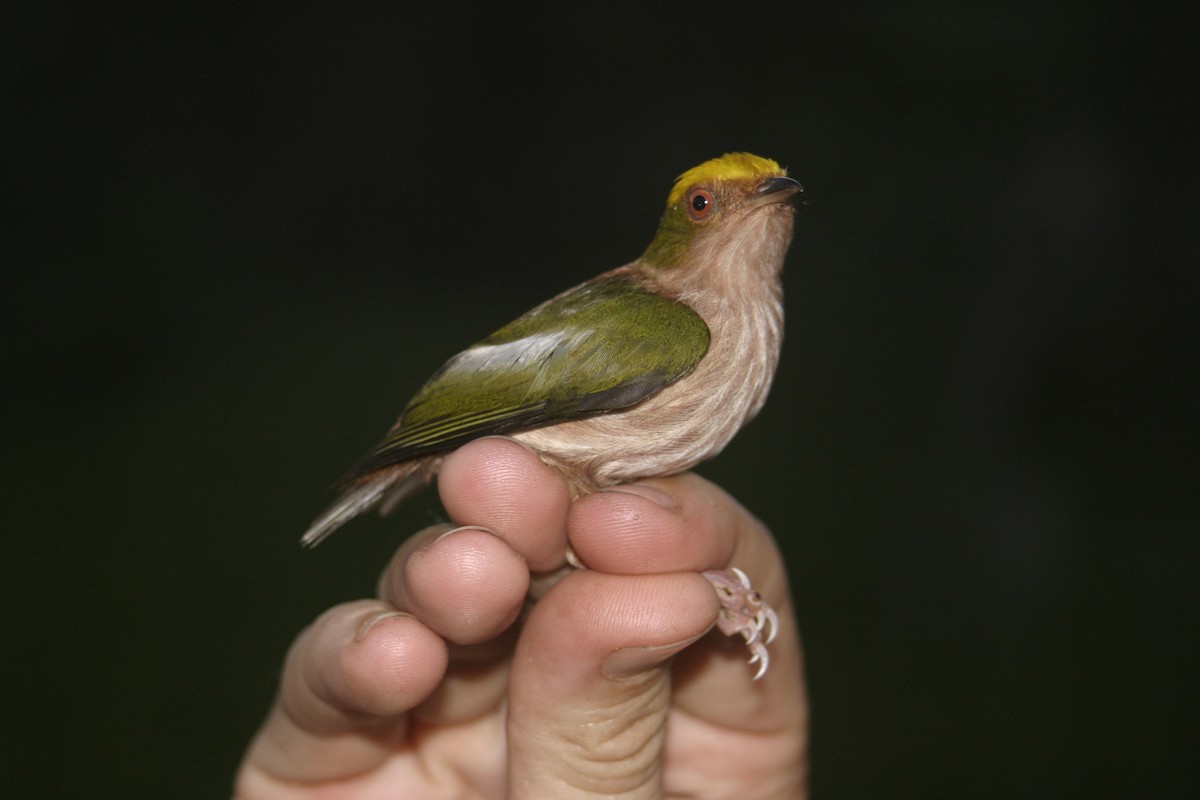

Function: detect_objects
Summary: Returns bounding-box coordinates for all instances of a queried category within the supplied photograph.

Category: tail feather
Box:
[378,462,440,516]
[300,475,396,548]
[301,463,438,548]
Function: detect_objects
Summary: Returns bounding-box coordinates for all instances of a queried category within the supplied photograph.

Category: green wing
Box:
[350,276,710,477]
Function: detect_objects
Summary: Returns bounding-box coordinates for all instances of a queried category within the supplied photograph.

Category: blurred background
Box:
[4,2,1195,796]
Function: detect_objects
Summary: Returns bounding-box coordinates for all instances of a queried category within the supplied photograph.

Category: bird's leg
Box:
[527,562,575,601]
[702,567,779,680]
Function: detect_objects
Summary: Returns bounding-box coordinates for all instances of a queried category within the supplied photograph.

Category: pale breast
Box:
[513,277,784,489]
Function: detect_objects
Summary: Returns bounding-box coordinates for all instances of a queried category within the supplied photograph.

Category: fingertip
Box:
[294,602,448,726]
[438,438,570,571]
[597,482,677,509]
[568,479,735,574]
[241,603,449,786]
[439,437,554,500]
[332,607,449,717]
[401,526,529,644]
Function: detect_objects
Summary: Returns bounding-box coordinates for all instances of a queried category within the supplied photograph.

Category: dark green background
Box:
[5,3,1195,796]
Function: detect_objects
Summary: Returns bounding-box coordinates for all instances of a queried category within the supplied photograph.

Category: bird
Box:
[302,152,802,677]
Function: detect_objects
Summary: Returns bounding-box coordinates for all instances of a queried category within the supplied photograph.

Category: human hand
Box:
[235,437,808,799]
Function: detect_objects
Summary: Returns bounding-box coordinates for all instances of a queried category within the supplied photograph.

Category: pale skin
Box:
[236,437,808,799]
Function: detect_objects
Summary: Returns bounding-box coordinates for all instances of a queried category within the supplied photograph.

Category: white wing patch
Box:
[450,331,568,374]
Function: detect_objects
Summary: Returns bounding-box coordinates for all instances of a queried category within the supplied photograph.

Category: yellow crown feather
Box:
[665,152,784,207]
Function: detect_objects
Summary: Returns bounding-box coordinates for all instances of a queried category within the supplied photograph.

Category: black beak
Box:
[747,175,803,211]
[754,175,804,201]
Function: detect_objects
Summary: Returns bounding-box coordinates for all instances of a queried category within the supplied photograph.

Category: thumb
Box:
[507,570,719,800]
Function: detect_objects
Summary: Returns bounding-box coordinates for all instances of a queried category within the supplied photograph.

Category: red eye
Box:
[687,188,714,220]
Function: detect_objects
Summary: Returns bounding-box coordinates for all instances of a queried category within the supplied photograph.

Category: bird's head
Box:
[640,153,803,273]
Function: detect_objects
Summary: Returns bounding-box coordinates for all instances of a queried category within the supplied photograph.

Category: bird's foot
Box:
[702,567,779,680]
